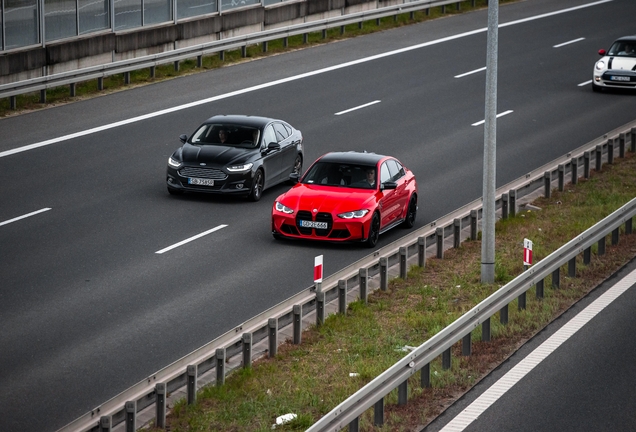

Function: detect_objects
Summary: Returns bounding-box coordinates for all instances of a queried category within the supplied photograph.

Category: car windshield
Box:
[189,124,261,148]
[302,162,377,189]
[608,41,636,57]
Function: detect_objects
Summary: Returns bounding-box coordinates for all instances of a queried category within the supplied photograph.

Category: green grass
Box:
[145,152,636,431]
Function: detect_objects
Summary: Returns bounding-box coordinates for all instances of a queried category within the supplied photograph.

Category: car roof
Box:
[319,151,387,165]
[202,115,282,128]
[614,36,636,43]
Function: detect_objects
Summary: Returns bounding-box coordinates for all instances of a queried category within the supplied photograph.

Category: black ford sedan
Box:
[166,115,303,201]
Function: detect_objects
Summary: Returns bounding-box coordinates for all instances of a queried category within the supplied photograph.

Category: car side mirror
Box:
[381,181,397,190]
[599,49,606,56]
[179,134,187,144]
[267,142,281,152]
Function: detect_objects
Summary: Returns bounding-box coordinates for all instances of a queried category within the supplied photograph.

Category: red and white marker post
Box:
[523,238,533,270]
[314,255,323,292]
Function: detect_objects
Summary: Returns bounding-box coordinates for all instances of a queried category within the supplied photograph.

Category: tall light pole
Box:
[481,0,498,283]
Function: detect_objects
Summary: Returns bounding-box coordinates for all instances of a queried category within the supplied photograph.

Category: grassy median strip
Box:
[143,153,636,432]
[0,0,520,117]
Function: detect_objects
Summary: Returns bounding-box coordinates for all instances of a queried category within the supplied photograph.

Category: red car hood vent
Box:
[285,184,375,213]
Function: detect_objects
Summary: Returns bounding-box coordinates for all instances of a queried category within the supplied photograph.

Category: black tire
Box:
[364,213,380,248]
[248,170,264,202]
[167,186,183,195]
[288,154,302,184]
[401,194,417,229]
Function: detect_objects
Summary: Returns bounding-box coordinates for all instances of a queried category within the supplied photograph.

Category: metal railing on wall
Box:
[56,118,636,431]
[1,0,470,108]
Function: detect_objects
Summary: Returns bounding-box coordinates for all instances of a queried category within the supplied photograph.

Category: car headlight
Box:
[168,156,182,168]
[337,209,369,219]
[227,163,254,173]
[275,201,294,214]
[595,60,605,71]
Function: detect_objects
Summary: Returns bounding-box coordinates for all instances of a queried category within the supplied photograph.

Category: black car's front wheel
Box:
[248,170,264,202]
[364,213,380,248]
[288,155,302,184]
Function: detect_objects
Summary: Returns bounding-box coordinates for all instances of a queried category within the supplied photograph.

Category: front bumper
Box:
[594,69,636,89]
[166,165,253,195]
[271,210,371,242]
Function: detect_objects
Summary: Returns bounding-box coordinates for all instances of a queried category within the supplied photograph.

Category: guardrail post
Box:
[436,227,444,259]
[626,217,633,235]
[303,33,308,44]
[441,4,446,13]
[500,304,508,325]
[380,257,388,291]
[125,401,136,432]
[197,55,202,68]
[568,257,576,278]
[374,397,384,426]
[376,18,381,26]
[359,268,368,303]
[219,50,225,61]
[242,333,252,369]
[482,317,491,342]
[174,60,179,72]
[70,83,76,97]
[98,77,104,91]
[470,209,478,240]
[584,151,591,178]
[241,46,247,57]
[442,347,451,369]
[322,29,327,39]
[10,96,17,110]
[462,333,471,356]
[453,218,461,248]
[536,279,544,299]
[612,227,619,245]
[608,138,614,164]
[509,189,516,217]
[631,127,636,152]
[456,1,460,10]
[598,236,606,256]
[187,365,197,404]
[155,383,166,428]
[552,267,560,289]
[268,318,277,357]
[283,37,288,47]
[421,363,431,388]
[571,157,578,185]
[595,144,602,172]
[150,66,156,78]
[40,89,46,103]
[619,133,626,158]
[262,41,268,52]
[557,164,564,192]
[502,193,509,219]
[584,247,591,265]
[216,348,226,385]
[349,417,359,432]
[99,415,111,432]
[417,236,426,268]
[316,291,325,325]
[410,11,414,20]
[358,21,363,30]
[293,305,302,344]
[338,280,347,315]
[518,291,526,310]
[340,25,345,35]
[544,171,551,198]
[399,247,408,279]
[398,380,408,406]
[124,72,130,85]
[425,8,430,16]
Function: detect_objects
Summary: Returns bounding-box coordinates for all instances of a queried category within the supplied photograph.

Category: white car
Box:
[593,36,636,92]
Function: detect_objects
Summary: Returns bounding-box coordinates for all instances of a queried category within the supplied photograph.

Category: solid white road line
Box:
[0,208,52,227]
[0,0,613,159]
[454,67,487,78]
[155,224,228,254]
[440,267,636,432]
[471,110,514,127]
[553,37,585,48]
[578,80,593,87]
[335,100,381,116]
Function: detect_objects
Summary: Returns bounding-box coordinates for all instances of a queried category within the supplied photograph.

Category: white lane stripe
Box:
[335,100,381,116]
[155,224,228,254]
[553,37,585,48]
[578,80,593,86]
[440,266,636,432]
[454,67,486,78]
[471,110,514,126]
[0,0,612,159]
[0,208,52,227]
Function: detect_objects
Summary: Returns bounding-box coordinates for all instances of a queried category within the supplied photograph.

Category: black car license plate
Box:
[189,178,214,186]
[299,220,328,229]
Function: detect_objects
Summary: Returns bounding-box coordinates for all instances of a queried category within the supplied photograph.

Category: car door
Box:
[273,122,296,182]
[260,124,283,187]
[378,161,401,228]
[386,159,410,221]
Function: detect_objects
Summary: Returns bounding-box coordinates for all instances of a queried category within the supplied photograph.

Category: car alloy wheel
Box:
[402,195,417,228]
[365,213,380,248]
[248,170,264,202]
[289,155,302,184]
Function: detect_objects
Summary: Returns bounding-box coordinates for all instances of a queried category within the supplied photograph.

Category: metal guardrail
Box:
[1,0,464,101]
[56,119,636,432]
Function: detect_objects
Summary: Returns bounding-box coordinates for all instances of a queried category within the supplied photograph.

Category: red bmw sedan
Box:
[271,151,418,248]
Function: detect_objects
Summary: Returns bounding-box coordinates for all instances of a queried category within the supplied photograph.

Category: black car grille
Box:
[296,211,333,237]
[178,166,228,180]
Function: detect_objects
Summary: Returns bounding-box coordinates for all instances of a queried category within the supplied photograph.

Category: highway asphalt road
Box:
[1,0,636,430]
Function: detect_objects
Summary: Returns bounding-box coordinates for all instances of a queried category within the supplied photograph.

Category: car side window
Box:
[262,125,277,149]
[380,162,391,184]
[387,159,405,181]
[273,123,290,142]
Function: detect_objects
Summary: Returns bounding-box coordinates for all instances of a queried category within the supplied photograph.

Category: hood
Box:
[607,57,636,71]
[181,143,257,166]
[279,183,378,213]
